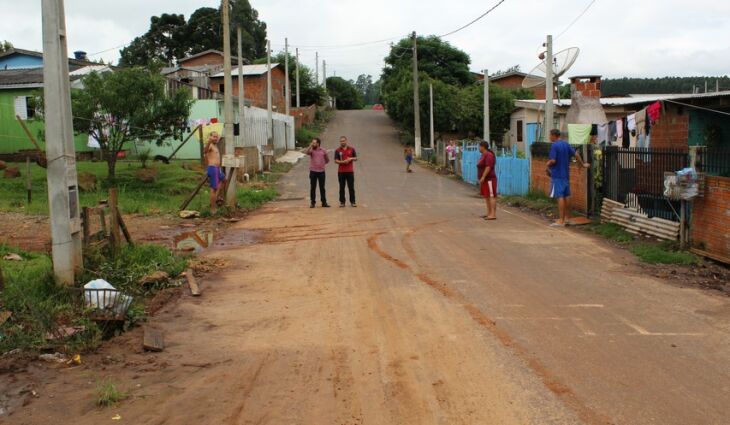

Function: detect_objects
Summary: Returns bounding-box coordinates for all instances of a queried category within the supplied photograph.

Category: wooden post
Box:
[109,188,120,255]
[82,207,90,248]
[198,125,205,166]
[180,175,209,211]
[680,200,686,249]
[25,156,32,204]
[117,210,133,245]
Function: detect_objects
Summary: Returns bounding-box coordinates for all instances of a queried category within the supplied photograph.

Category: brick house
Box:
[489,71,547,100]
[210,64,286,111]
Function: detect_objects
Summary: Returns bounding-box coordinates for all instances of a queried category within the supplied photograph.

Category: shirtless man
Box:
[204,131,226,214]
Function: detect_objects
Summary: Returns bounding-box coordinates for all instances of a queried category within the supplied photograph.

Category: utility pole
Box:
[315,51,319,86]
[295,47,301,108]
[544,35,554,143]
[284,38,290,116]
[323,60,327,89]
[266,40,273,144]
[705,80,708,93]
[237,26,244,143]
[222,0,236,207]
[717,79,720,92]
[412,31,421,158]
[42,0,82,285]
[483,69,490,144]
[429,82,434,149]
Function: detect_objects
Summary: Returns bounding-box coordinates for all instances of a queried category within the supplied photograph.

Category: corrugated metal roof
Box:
[0,65,111,88]
[515,90,730,109]
[211,64,280,78]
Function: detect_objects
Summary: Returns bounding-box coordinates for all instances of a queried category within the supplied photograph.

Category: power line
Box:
[437,0,508,38]
[555,0,598,39]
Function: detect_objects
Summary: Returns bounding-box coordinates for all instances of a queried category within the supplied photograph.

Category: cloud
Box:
[1,0,728,81]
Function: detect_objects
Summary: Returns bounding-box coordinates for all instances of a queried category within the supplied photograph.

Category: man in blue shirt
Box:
[546,129,590,227]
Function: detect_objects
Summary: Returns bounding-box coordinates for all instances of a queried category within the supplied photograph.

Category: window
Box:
[13,96,37,120]
[219,83,225,93]
[517,120,523,142]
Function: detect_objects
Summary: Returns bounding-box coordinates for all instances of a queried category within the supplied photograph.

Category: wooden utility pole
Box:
[295,47,301,108]
[412,31,421,158]
[221,0,236,207]
[544,35,554,143]
[237,26,245,143]
[284,38,290,116]
[42,0,82,285]
[429,83,434,149]
[483,69,490,144]
[266,40,273,144]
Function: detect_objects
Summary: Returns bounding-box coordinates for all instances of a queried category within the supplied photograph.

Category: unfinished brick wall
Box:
[691,176,730,259]
[291,105,317,129]
[648,104,689,149]
[210,67,286,111]
[531,156,589,213]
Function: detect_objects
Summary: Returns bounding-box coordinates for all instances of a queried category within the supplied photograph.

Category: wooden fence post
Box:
[199,126,205,166]
[25,156,32,204]
[109,188,121,255]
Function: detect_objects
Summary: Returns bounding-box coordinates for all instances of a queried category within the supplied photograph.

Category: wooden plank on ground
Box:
[610,210,680,233]
[186,269,201,296]
[143,327,165,352]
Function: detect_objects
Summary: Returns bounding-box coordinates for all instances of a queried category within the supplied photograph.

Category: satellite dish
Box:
[522,47,580,89]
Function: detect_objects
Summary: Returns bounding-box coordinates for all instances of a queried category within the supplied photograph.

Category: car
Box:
[371,104,384,111]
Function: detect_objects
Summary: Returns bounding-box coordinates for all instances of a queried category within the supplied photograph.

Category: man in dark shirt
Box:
[546,129,590,226]
[334,136,358,207]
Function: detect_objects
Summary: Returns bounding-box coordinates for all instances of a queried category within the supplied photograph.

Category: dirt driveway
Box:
[4,110,729,425]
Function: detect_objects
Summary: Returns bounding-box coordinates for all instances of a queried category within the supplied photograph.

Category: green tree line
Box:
[601,76,730,96]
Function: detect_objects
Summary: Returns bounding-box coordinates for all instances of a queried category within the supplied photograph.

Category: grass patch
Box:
[501,191,557,216]
[95,377,127,407]
[237,187,278,210]
[631,243,698,265]
[588,223,635,244]
[0,160,286,216]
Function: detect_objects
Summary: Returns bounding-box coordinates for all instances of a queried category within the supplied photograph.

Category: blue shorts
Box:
[550,178,571,199]
[207,166,225,190]
[405,155,413,164]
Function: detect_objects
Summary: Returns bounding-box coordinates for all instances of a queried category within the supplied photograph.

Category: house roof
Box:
[514,91,730,110]
[161,65,211,75]
[211,64,282,78]
[0,65,111,89]
[490,71,537,81]
[0,47,100,68]
[178,49,243,65]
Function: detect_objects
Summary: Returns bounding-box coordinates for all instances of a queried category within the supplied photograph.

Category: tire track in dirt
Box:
[367,231,610,425]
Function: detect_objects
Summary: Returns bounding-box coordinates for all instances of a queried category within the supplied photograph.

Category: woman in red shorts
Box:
[477,141,497,220]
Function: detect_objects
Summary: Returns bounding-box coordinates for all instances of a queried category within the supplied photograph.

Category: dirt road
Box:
[6,110,730,425]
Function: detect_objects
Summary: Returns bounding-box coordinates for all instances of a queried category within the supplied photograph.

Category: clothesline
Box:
[663,99,730,117]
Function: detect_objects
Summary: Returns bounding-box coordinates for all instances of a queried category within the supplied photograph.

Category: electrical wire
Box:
[437,0,508,38]
[555,0,598,39]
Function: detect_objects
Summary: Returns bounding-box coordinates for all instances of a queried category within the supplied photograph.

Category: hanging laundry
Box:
[616,118,624,139]
[608,121,617,143]
[627,114,636,131]
[597,123,609,145]
[635,109,647,137]
[647,101,662,124]
[622,119,630,148]
[568,124,592,145]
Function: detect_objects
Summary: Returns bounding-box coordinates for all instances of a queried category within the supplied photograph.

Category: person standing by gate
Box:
[306,138,330,208]
[446,140,456,173]
[477,141,498,220]
[546,129,590,227]
[334,136,358,207]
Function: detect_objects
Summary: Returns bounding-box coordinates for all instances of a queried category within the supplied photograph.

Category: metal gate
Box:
[496,146,530,195]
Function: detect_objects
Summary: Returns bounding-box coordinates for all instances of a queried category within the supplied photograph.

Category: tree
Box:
[382,36,473,89]
[354,74,382,105]
[71,68,193,181]
[119,1,267,67]
[254,52,326,106]
[0,40,13,53]
[326,77,363,110]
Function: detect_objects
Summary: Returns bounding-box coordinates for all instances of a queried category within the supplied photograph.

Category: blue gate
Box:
[525,122,541,159]
[461,144,530,195]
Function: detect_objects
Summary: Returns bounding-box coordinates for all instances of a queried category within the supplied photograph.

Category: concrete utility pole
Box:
[315,51,319,86]
[544,35,554,143]
[295,47,301,108]
[284,38,290,116]
[266,40,273,143]
[323,60,327,89]
[429,82,434,149]
[705,80,708,93]
[483,69,490,144]
[222,0,236,207]
[412,31,422,158]
[42,0,82,285]
[237,26,244,142]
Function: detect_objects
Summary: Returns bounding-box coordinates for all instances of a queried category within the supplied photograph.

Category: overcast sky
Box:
[2,0,729,82]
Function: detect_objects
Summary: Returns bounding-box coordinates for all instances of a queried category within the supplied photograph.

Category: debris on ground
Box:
[186,269,200,296]
[179,210,200,219]
[2,253,23,261]
[45,326,85,341]
[189,257,229,274]
[38,353,68,364]
[276,151,306,164]
[139,271,170,286]
[84,280,133,317]
[0,311,11,326]
[143,327,165,352]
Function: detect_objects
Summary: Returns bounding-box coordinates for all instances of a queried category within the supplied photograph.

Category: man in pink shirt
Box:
[306,138,330,208]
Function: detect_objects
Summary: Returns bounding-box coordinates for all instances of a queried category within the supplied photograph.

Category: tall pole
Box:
[544,35,554,143]
[429,82,434,149]
[315,51,319,86]
[295,48,301,108]
[222,0,236,207]
[237,26,244,142]
[42,0,82,285]
[483,69,490,144]
[412,31,421,158]
[323,60,327,89]
[284,38,290,116]
[266,40,273,144]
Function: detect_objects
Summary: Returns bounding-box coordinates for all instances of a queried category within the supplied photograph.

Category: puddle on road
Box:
[174,230,214,253]
[173,228,264,253]
[213,228,264,249]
